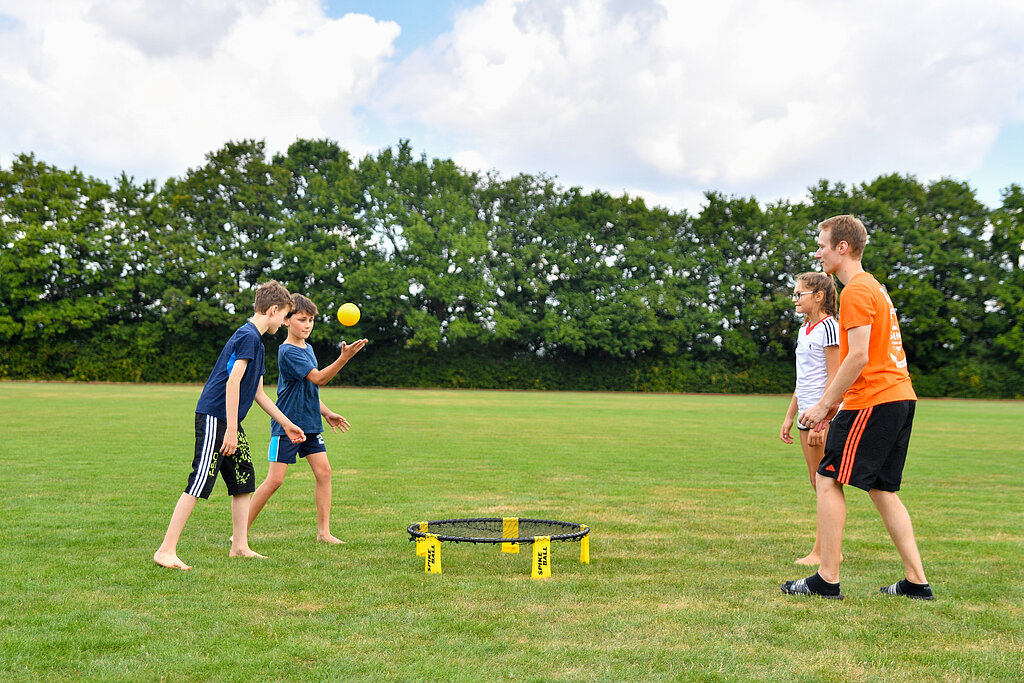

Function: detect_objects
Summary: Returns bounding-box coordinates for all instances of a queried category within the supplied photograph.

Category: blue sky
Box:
[323,1,471,59]
[2,0,1023,213]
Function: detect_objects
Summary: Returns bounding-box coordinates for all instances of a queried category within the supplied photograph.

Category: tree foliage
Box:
[2,140,1021,396]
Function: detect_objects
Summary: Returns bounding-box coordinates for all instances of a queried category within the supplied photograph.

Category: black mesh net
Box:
[407,517,589,544]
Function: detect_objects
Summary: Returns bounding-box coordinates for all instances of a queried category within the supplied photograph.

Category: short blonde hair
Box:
[253,280,291,313]
[819,214,867,258]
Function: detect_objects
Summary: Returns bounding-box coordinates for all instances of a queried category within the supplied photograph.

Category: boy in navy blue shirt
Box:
[246,294,368,545]
[154,281,306,571]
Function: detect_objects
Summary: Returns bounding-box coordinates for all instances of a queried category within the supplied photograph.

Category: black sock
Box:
[898,579,932,596]
[806,572,841,596]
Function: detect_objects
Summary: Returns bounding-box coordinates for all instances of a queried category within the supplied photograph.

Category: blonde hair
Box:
[818,214,867,258]
[253,280,291,314]
[796,272,838,318]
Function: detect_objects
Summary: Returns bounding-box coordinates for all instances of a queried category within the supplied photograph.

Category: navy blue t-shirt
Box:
[271,342,323,436]
[195,321,266,423]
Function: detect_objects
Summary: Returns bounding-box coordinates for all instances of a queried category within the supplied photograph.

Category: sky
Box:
[2,0,1024,214]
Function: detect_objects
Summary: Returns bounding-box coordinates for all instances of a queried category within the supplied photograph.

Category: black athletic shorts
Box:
[185,413,256,499]
[818,400,916,492]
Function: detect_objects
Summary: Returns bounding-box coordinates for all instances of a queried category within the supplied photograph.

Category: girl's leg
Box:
[247,461,289,532]
[795,429,826,565]
[306,451,344,543]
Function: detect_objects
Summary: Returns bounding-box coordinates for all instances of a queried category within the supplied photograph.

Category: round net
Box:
[407,517,589,544]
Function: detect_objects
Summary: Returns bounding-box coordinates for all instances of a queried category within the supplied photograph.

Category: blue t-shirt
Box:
[195,322,266,423]
[271,342,323,436]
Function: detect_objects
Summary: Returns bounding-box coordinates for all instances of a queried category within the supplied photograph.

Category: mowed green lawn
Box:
[0,382,1022,682]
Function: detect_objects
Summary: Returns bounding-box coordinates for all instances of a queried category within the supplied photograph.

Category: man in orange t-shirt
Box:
[781,215,933,601]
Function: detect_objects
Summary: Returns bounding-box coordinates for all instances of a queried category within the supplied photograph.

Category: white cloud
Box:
[0,0,399,180]
[375,0,1024,209]
[2,0,1023,212]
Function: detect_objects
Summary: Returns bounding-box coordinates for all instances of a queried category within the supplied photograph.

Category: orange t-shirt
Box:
[838,272,917,409]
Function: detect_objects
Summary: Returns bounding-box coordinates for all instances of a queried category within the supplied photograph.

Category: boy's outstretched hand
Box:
[324,411,351,434]
[285,423,305,444]
[340,338,369,361]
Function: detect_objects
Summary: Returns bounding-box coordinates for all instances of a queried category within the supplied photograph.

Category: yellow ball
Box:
[337,302,361,326]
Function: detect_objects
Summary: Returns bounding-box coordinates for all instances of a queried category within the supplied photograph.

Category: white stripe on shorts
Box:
[188,414,218,497]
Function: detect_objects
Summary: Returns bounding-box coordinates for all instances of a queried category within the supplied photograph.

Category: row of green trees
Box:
[2,139,1022,396]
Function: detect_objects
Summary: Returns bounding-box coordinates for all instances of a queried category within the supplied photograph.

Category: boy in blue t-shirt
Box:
[247,294,368,545]
[154,281,307,571]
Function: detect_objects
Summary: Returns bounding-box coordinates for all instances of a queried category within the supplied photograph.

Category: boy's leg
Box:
[247,462,290,532]
[154,492,198,570]
[222,428,263,558]
[868,489,927,584]
[816,474,846,583]
[229,493,265,558]
[155,414,225,570]
[306,451,344,544]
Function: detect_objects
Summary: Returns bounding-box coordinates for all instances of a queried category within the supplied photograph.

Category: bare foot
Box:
[154,550,192,570]
[229,548,267,559]
[317,533,346,544]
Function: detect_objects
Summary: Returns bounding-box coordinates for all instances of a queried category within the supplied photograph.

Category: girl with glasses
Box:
[780,272,839,565]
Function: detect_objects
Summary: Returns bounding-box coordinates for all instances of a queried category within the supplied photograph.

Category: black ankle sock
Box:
[806,572,841,595]
[898,579,932,596]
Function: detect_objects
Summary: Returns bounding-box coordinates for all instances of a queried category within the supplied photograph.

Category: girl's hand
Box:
[780,418,794,444]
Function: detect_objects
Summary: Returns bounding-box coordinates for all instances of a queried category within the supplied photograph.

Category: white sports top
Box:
[795,315,839,412]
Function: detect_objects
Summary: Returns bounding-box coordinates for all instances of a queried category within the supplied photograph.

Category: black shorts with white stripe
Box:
[185,413,256,499]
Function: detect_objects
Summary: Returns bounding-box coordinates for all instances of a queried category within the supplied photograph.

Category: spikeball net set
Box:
[407,517,590,578]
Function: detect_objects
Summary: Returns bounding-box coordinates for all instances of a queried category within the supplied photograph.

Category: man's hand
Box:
[800,401,840,434]
[798,402,829,431]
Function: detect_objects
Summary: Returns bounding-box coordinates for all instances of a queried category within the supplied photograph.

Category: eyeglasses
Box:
[791,291,815,301]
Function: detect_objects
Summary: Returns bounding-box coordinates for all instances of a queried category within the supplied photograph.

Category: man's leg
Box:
[781,474,846,598]
[868,489,927,584]
[816,474,846,583]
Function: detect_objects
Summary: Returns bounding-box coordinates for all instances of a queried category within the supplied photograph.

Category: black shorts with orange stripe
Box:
[818,400,916,492]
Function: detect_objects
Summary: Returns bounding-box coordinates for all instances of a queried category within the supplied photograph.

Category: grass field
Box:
[1,382,1022,681]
